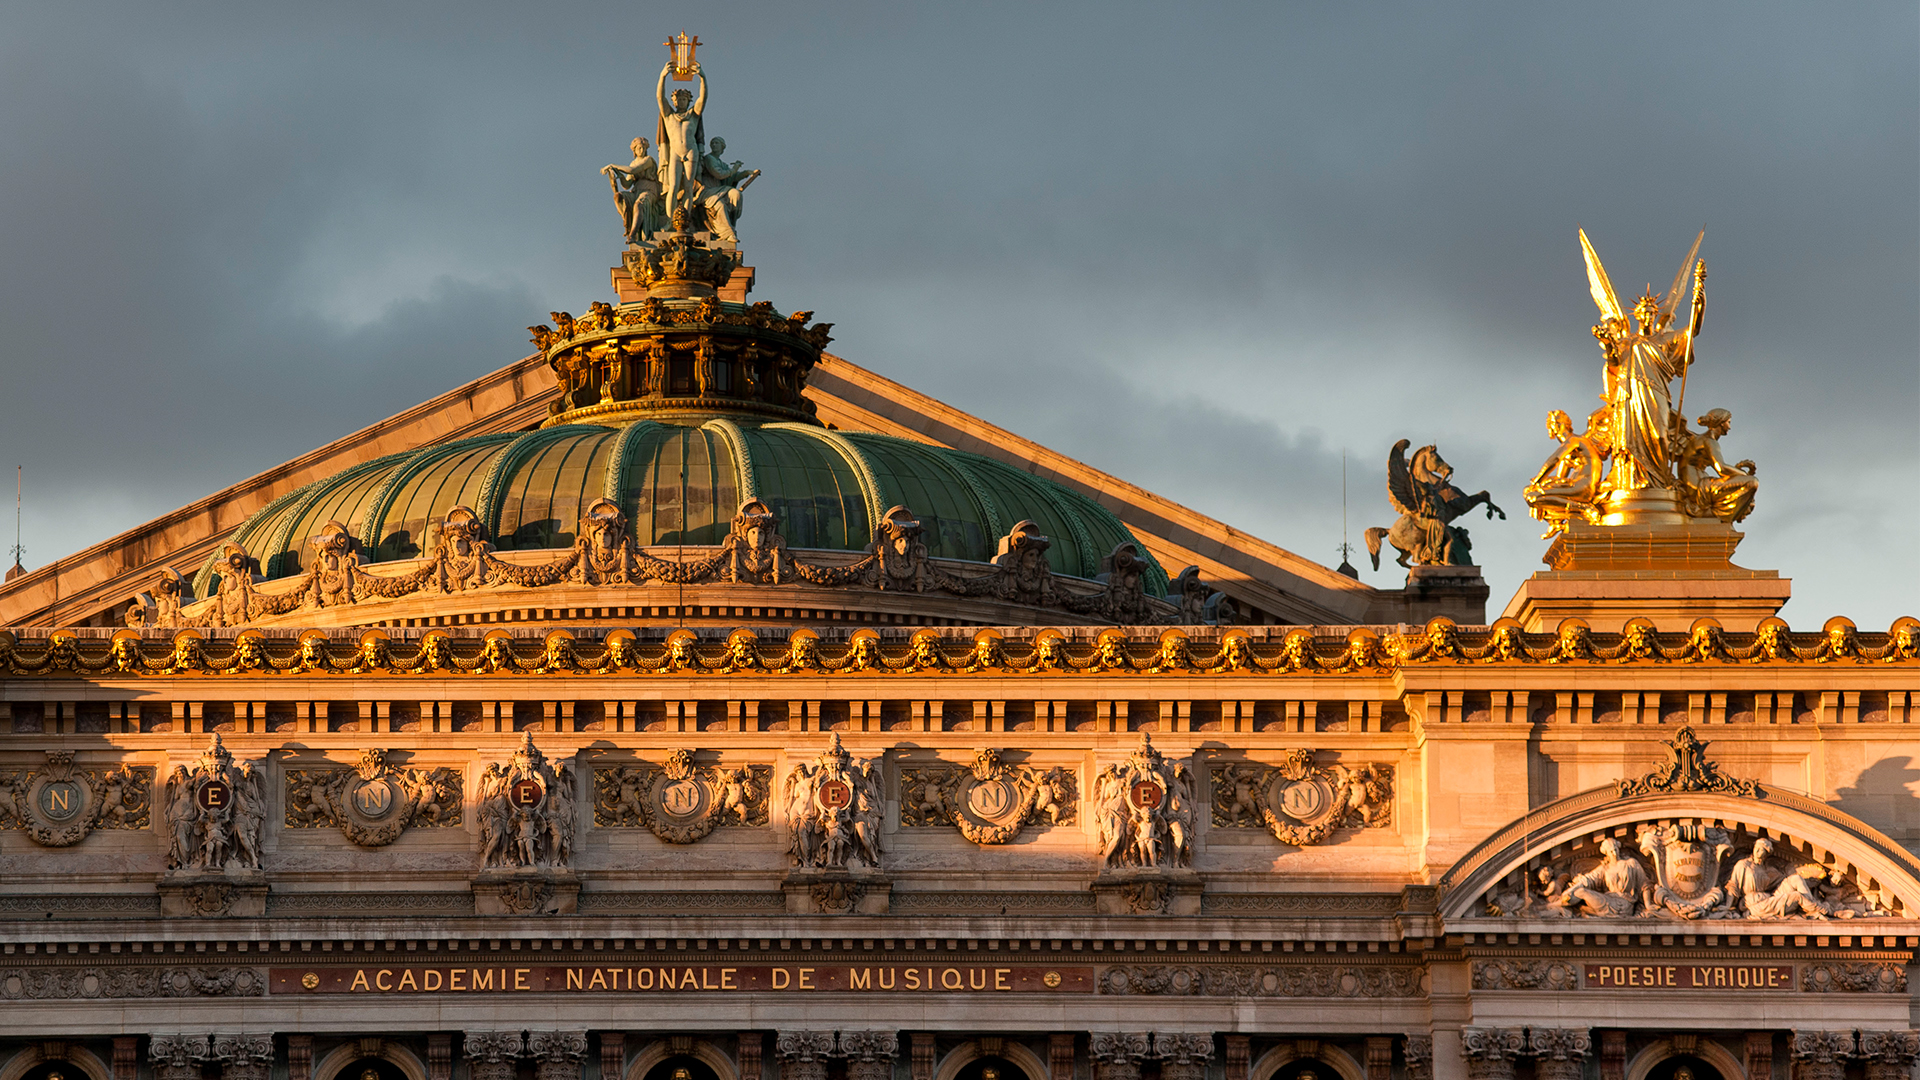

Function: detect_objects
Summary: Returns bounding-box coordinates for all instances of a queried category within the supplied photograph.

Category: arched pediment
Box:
[1438,778,1920,924]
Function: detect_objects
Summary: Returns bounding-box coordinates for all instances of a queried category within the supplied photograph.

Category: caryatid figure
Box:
[655,60,707,216]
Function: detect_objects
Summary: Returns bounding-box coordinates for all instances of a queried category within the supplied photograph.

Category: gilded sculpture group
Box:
[1522,231,1757,534]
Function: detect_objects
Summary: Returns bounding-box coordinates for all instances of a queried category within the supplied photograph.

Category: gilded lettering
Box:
[942,968,963,990]
[569,969,585,990]
[968,968,986,990]
[878,968,895,990]
[377,969,394,991]
[1737,968,1750,988]
[772,968,790,989]
[722,968,737,990]
[658,968,677,990]
[683,967,700,988]
[905,968,920,990]
[799,967,815,990]
[701,968,718,990]
[425,970,442,991]
[1665,966,1676,986]
[398,970,418,992]
[995,968,1011,991]
[638,968,655,990]
[474,969,494,991]
[850,968,871,991]
[589,969,607,991]
[515,968,531,991]
[351,970,370,992]
[451,969,466,991]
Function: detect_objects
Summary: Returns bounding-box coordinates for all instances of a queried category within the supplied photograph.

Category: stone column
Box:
[1089,1035,1151,1080]
[1790,1032,1856,1080]
[910,1035,936,1080]
[1052,1036,1078,1080]
[737,1034,763,1080]
[1857,1032,1920,1080]
[1598,1033,1625,1080]
[1744,1033,1774,1080]
[1365,1040,1393,1080]
[114,1039,140,1080]
[287,1037,312,1080]
[429,1035,452,1080]
[150,1036,211,1080]
[527,1033,589,1080]
[1223,1038,1250,1080]
[1153,1035,1214,1080]
[1528,1029,1591,1080]
[1459,1029,1524,1080]
[1404,1037,1433,1080]
[775,1032,836,1080]
[465,1032,527,1080]
[839,1032,900,1080]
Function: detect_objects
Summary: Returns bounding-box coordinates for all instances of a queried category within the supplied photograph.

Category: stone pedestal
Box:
[1503,522,1789,632]
[158,870,268,918]
[1090,868,1202,916]
[472,868,580,916]
[782,868,891,914]
[1363,566,1489,625]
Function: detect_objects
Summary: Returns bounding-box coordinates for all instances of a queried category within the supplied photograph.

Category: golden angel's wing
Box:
[1579,228,1623,324]
[1662,228,1704,323]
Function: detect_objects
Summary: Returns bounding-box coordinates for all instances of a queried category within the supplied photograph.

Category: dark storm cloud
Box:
[0,2,1913,622]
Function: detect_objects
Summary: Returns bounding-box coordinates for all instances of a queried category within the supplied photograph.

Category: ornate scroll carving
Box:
[477,734,576,870]
[0,751,150,847]
[526,1032,588,1080]
[1099,965,1424,998]
[1857,1032,1920,1080]
[465,1033,525,1080]
[1790,1032,1855,1080]
[1211,750,1392,845]
[284,749,461,847]
[1093,734,1193,870]
[1089,1034,1152,1080]
[1459,1028,1525,1080]
[592,751,769,842]
[1471,960,1580,990]
[898,748,1076,844]
[163,735,265,872]
[1803,963,1908,992]
[1619,726,1762,798]
[785,734,882,870]
[1527,1030,1591,1080]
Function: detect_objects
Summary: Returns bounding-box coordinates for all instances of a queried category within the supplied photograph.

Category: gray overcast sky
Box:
[1,2,1914,625]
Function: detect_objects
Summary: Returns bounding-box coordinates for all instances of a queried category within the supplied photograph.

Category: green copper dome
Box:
[199,418,1166,596]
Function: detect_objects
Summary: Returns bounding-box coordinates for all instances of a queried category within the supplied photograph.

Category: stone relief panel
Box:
[283,748,461,847]
[163,735,265,872]
[1802,962,1908,992]
[1211,749,1393,845]
[0,751,151,846]
[786,733,882,870]
[1098,964,1425,997]
[477,734,576,870]
[1093,734,1194,870]
[898,748,1077,844]
[592,748,770,842]
[1483,823,1895,920]
[0,967,266,999]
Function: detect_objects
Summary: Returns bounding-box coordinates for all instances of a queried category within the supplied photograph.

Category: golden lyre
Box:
[665,33,701,80]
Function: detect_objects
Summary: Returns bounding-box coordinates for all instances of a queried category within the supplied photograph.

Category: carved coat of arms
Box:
[592,748,770,843]
[899,748,1077,844]
[284,748,462,847]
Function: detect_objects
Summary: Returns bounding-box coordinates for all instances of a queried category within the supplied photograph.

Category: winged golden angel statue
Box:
[1523,230,1757,533]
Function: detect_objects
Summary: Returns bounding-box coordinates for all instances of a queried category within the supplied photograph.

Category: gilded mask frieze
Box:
[898,748,1077,845]
[591,748,769,843]
[1210,750,1393,846]
[283,748,462,847]
[0,751,151,847]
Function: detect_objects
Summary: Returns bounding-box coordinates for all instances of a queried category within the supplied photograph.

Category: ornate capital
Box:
[775,1031,835,1080]
[1857,1032,1919,1080]
[1791,1031,1856,1080]
[837,1033,899,1062]
[1403,1036,1433,1080]
[150,1036,212,1080]
[526,1032,587,1080]
[1527,1029,1590,1080]
[464,1031,525,1080]
[1460,1028,1525,1080]
[1154,1034,1214,1080]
